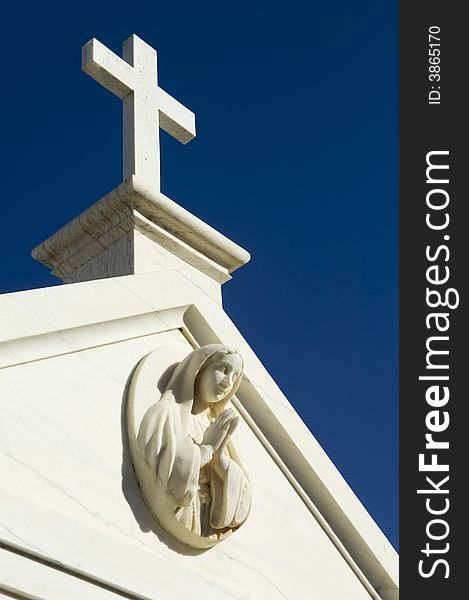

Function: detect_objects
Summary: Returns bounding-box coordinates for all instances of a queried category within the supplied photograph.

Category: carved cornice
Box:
[32,175,250,283]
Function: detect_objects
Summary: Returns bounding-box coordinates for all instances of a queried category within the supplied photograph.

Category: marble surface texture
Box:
[1,333,371,599]
[0,271,398,599]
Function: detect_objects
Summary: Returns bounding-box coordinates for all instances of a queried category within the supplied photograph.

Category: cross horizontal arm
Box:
[82,38,135,99]
[157,88,196,144]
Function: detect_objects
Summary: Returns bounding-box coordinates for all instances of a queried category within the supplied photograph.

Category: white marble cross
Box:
[82,35,196,194]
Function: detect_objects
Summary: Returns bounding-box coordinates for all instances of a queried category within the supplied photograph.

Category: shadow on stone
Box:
[120,360,207,557]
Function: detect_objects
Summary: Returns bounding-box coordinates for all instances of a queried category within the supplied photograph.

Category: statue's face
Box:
[195,353,243,406]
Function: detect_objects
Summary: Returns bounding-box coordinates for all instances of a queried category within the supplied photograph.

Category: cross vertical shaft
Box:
[122,36,159,190]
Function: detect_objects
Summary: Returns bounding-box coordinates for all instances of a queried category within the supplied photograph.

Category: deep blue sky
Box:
[1,2,398,549]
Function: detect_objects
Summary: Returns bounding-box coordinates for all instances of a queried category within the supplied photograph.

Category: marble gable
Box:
[0,270,398,599]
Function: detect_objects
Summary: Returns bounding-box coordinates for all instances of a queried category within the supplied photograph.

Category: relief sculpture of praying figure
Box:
[127,344,251,548]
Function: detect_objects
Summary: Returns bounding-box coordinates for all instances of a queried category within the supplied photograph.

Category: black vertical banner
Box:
[400,2,467,598]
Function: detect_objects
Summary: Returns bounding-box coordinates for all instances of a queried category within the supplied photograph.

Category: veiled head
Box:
[195,350,243,409]
[157,345,244,417]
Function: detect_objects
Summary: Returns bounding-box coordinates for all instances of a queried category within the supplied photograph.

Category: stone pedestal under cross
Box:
[82,34,196,194]
[33,36,247,304]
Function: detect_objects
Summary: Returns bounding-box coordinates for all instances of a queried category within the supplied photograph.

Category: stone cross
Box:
[82,35,196,194]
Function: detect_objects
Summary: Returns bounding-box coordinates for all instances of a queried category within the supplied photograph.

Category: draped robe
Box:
[137,345,251,538]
